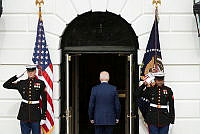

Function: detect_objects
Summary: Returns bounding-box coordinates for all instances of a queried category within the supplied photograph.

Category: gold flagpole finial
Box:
[35,0,44,7]
[152,0,161,9]
[35,0,44,19]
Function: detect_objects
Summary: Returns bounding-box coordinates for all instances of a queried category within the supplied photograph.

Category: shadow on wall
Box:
[0,0,6,49]
[0,0,2,17]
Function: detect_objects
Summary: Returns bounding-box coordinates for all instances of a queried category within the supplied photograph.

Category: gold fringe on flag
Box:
[41,126,55,134]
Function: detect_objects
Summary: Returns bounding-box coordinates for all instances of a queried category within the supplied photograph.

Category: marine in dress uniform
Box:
[136,72,175,134]
[3,65,47,134]
[88,71,121,134]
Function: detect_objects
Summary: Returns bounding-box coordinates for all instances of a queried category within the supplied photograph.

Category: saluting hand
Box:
[143,81,148,86]
[16,71,26,78]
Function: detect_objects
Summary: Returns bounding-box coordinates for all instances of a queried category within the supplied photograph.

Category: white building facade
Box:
[0,0,200,134]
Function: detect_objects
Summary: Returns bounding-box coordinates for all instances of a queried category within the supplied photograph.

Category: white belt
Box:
[150,103,168,109]
[22,99,40,104]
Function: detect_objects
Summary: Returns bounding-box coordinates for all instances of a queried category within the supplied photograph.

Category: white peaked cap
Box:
[25,64,37,69]
[153,71,165,77]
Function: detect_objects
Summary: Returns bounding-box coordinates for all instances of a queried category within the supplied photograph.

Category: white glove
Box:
[40,120,46,125]
[169,124,174,134]
[90,120,94,124]
[145,77,155,84]
[116,119,119,123]
[144,73,155,84]
[16,71,26,78]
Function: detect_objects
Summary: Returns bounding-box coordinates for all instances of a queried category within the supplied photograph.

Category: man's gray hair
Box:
[100,71,110,81]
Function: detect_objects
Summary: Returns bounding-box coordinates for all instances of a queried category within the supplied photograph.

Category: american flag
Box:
[32,18,54,134]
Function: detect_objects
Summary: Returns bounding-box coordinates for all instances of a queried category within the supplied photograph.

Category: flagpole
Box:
[153,0,161,21]
[35,0,44,20]
[152,0,161,71]
[35,0,44,75]
[33,1,55,133]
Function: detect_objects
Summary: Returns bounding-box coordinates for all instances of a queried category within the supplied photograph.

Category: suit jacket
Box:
[88,82,121,125]
[3,75,47,122]
[136,84,175,127]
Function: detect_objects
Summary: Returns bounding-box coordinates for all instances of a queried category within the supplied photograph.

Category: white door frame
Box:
[129,54,133,134]
[65,53,135,134]
[65,54,70,134]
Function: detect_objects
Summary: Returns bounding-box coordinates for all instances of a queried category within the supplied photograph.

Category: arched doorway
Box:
[60,11,139,134]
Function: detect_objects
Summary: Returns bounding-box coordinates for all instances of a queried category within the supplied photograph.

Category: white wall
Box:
[0,0,199,134]
[0,0,62,133]
[135,0,200,134]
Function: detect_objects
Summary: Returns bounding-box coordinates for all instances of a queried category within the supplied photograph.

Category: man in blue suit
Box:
[88,71,121,134]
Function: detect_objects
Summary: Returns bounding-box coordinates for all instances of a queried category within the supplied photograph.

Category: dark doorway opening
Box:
[69,54,130,134]
[60,11,140,134]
